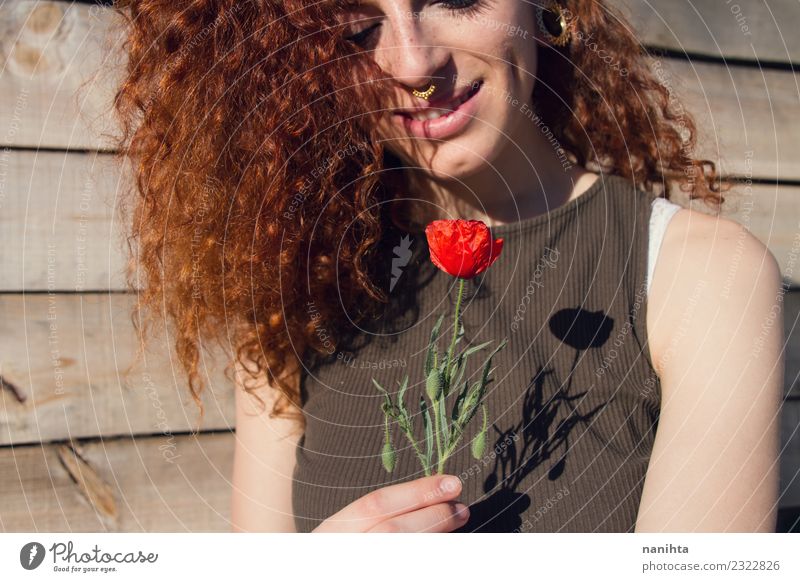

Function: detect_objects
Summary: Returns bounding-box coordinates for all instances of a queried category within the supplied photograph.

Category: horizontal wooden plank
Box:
[0,412,797,531]
[610,0,800,64]
[4,149,799,291]
[0,288,796,448]
[658,59,800,181]
[0,149,128,291]
[0,2,797,185]
[0,1,120,150]
[785,292,800,399]
[0,432,233,531]
[0,293,235,446]
[781,397,800,509]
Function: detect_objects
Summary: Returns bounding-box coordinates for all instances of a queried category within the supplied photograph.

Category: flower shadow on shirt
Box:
[455,307,614,533]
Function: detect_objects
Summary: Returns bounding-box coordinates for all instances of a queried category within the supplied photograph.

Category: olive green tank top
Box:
[292,173,662,532]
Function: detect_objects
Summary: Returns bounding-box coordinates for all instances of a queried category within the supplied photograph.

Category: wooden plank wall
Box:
[0,0,798,531]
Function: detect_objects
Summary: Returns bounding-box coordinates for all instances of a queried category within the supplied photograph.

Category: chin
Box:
[393,138,500,181]
[427,155,490,180]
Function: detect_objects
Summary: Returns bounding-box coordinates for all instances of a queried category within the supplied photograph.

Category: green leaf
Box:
[476,339,507,394]
[459,382,482,427]
[421,397,434,470]
[447,354,466,399]
[444,320,466,384]
[372,377,387,395]
[448,338,490,396]
[447,378,469,449]
[451,379,469,424]
[458,339,508,428]
[373,378,396,419]
[394,375,415,435]
[397,374,410,419]
[457,339,493,362]
[424,313,446,378]
[438,390,449,446]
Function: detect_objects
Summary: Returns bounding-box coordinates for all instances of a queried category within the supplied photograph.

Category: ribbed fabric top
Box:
[292,173,662,532]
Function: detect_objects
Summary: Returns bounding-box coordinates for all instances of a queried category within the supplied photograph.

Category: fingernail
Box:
[440,475,461,493]
[454,502,469,518]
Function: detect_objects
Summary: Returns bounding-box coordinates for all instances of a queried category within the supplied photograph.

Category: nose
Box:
[377,12,448,91]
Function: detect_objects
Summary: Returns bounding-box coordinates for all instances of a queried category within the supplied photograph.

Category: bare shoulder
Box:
[646,206,782,376]
[637,207,783,531]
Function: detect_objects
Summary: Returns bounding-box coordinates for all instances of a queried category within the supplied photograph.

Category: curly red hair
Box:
[109,0,725,430]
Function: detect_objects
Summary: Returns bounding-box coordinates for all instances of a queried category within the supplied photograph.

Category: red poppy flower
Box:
[425,219,504,279]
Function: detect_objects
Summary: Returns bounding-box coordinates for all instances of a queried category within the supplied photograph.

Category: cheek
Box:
[500,5,539,86]
[498,33,538,104]
[484,35,537,106]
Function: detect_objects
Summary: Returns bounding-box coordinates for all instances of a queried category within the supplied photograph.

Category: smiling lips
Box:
[392,80,483,140]
[398,81,482,121]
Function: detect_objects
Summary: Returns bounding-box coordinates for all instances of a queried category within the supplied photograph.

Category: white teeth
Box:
[407,86,477,122]
[410,108,454,122]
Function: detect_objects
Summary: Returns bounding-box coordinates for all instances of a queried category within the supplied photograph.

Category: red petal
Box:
[425,219,504,278]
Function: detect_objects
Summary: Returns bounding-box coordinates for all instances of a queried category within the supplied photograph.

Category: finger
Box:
[368,501,470,533]
[313,474,462,533]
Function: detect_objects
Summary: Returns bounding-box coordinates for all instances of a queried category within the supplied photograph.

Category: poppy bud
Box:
[471,430,486,460]
[470,404,488,460]
[426,367,442,401]
[381,439,396,472]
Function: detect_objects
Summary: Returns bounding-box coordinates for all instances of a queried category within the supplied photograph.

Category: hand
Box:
[312,474,469,532]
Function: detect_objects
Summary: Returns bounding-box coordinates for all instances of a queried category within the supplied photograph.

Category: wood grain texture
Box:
[0,433,233,532]
[0,1,122,150]
[0,149,128,291]
[652,58,800,181]
[785,292,800,399]
[0,289,796,448]
[4,150,799,291]
[609,0,800,63]
[1,1,797,180]
[0,293,235,446]
[781,396,800,509]
[0,412,796,532]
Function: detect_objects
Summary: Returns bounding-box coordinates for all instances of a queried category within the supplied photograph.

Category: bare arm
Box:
[637,210,783,532]
[231,359,303,532]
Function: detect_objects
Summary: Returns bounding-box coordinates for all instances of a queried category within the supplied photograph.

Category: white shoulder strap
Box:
[647,197,682,295]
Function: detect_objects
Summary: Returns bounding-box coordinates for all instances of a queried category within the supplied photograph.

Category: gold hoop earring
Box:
[411,83,436,100]
[536,1,573,47]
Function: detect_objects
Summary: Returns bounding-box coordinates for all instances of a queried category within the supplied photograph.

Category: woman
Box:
[111,0,783,532]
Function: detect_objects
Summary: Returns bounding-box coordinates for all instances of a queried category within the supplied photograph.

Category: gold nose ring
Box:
[411,83,436,100]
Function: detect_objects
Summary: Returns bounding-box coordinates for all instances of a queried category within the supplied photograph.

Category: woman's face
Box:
[339,0,541,180]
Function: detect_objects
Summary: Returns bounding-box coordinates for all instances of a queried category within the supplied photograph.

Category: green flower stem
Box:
[405,429,431,476]
[437,443,450,475]
[441,427,463,461]
[444,277,466,387]
[432,395,443,474]
[432,277,466,475]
